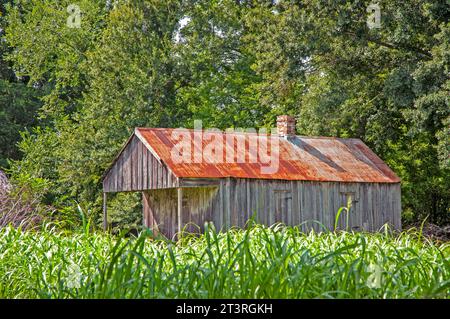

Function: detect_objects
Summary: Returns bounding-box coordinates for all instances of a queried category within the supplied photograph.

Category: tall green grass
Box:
[0,224,449,298]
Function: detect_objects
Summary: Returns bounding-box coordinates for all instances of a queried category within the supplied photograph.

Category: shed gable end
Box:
[103,135,178,193]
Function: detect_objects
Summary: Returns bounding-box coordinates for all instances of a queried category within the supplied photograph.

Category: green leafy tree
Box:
[55,1,186,215]
[5,0,187,225]
[0,81,42,168]
[214,0,449,223]
[0,1,43,168]
[2,0,448,227]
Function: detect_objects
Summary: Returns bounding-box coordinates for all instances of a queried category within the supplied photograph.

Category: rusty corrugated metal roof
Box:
[135,128,400,183]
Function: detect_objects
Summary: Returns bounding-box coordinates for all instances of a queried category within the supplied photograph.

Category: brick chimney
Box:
[276,115,296,137]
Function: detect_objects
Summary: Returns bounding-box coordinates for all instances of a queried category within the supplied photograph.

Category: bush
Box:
[0,171,54,230]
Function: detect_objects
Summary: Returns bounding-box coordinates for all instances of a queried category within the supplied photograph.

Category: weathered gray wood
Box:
[219,180,224,230]
[179,178,221,187]
[136,141,141,190]
[103,135,178,192]
[143,147,148,190]
[177,187,183,235]
[231,179,238,227]
[322,183,329,230]
[103,193,108,231]
[395,184,402,230]
[138,179,401,238]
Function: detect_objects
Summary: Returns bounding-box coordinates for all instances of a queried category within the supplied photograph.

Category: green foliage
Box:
[4,0,189,224]
[176,0,273,128]
[107,192,142,235]
[268,0,450,224]
[0,224,448,298]
[0,80,42,168]
[54,1,186,208]
[4,0,107,117]
[1,0,448,227]
[0,1,44,169]
[0,171,53,230]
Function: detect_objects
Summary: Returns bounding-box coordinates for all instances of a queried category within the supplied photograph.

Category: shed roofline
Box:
[134,128,163,162]
[101,132,135,182]
[101,129,180,183]
[178,176,401,184]
[102,127,401,184]
[134,128,181,180]
[136,127,364,141]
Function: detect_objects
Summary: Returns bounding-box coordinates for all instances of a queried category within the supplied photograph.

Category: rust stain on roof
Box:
[135,128,400,183]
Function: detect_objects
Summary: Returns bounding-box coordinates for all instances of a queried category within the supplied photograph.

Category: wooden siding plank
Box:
[219,180,224,230]
[143,146,148,190]
[361,183,369,231]
[131,137,136,190]
[137,140,142,190]
[322,183,329,231]
[246,179,251,225]
[149,154,153,189]
[291,181,298,226]
[152,153,157,189]
[226,179,231,229]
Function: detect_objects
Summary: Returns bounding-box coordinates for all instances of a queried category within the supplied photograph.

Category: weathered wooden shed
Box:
[102,116,401,239]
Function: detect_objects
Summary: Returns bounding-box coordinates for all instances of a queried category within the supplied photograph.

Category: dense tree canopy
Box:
[0,0,43,168]
[1,0,448,225]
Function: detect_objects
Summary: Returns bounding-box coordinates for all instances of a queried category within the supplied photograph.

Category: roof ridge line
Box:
[135,127,362,140]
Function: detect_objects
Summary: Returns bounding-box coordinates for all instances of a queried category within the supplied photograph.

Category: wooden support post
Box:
[177,187,183,235]
[142,191,159,236]
[103,192,108,231]
[142,192,147,227]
